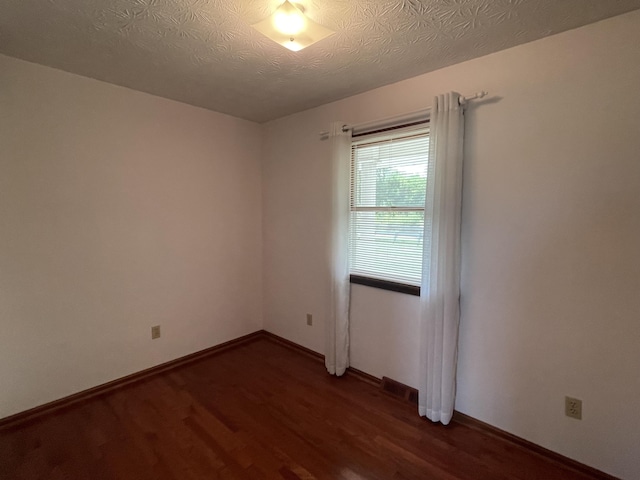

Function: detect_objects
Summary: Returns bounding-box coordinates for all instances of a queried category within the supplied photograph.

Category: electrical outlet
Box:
[565,396,582,420]
[151,325,161,340]
[306,313,313,326]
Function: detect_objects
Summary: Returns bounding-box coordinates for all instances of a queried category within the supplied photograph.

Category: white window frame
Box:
[349,124,430,294]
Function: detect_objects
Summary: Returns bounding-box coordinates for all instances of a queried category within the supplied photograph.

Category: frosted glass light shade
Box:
[272,2,306,35]
[251,1,335,52]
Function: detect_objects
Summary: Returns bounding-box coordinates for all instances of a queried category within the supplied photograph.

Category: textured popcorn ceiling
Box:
[1,1,640,122]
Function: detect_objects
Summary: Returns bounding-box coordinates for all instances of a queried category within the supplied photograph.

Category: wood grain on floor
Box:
[0,338,605,479]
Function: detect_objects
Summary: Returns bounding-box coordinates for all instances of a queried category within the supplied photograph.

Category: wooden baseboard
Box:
[0,330,263,430]
[0,329,619,479]
[344,366,381,387]
[261,330,324,362]
[260,331,382,387]
[263,331,617,480]
[451,412,618,480]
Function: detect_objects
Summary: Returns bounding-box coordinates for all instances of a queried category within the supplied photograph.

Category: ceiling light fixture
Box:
[251,1,335,52]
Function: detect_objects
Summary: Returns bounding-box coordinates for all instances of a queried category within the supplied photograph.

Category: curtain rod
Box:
[319,91,488,138]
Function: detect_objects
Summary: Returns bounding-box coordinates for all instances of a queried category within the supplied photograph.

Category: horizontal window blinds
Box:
[349,126,430,286]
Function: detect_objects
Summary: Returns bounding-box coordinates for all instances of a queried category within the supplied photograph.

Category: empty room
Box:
[1,1,639,479]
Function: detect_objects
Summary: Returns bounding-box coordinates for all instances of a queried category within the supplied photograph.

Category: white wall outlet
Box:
[306,313,313,326]
[151,325,161,339]
[565,396,582,420]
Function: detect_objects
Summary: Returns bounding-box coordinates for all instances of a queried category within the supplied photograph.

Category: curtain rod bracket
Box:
[319,90,488,139]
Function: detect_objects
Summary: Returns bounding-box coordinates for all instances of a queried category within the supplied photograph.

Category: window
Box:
[349,125,429,295]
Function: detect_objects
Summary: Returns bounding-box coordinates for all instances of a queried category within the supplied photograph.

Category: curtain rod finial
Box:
[459,90,488,105]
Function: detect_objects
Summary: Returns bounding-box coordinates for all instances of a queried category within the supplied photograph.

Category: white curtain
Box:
[419,92,465,425]
[325,121,351,376]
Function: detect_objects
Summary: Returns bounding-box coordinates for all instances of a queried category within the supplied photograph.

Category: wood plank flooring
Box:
[0,338,604,479]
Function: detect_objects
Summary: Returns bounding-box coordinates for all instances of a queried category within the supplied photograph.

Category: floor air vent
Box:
[381,377,418,405]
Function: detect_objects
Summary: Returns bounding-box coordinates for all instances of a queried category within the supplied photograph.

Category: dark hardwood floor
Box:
[0,338,602,479]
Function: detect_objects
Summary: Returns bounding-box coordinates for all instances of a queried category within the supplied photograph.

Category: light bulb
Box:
[272,1,306,36]
[251,0,335,51]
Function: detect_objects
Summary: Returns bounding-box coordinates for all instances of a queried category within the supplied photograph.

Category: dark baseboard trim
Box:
[345,366,381,387]
[261,330,324,362]
[0,330,263,430]
[451,412,618,480]
[260,331,382,387]
[263,331,617,480]
[0,329,619,479]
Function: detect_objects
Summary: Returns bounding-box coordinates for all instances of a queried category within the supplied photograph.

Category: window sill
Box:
[350,275,420,296]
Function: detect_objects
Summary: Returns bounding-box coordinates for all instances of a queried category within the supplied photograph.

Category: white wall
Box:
[2,9,639,478]
[262,11,640,479]
[0,54,263,419]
